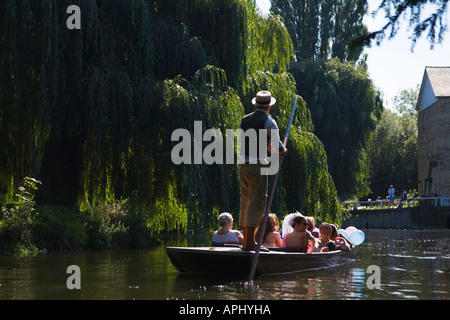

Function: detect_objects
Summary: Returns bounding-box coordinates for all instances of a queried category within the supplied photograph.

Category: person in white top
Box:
[212,212,244,245]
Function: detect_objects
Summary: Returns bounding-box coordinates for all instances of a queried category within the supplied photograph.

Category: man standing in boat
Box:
[238,91,287,251]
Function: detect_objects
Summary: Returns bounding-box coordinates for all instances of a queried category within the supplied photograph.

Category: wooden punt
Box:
[166,246,354,276]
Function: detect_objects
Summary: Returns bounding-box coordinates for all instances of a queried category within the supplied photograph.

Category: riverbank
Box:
[342,207,450,229]
[0,203,160,255]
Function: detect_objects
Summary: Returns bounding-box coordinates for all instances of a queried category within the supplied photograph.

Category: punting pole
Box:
[248,96,299,282]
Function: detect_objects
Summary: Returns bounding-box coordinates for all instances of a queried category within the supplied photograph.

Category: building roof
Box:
[416,66,450,110]
[426,67,450,97]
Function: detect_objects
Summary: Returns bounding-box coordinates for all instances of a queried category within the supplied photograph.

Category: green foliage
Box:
[0,177,162,254]
[246,13,294,75]
[271,0,368,61]
[392,86,420,116]
[284,129,345,224]
[289,58,383,199]
[85,200,129,250]
[1,0,346,235]
[0,178,42,254]
[2,197,161,254]
[269,0,382,201]
[32,206,88,251]
[367,96,418,199]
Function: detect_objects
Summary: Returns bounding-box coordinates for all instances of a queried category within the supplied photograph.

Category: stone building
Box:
[416,66,450,196]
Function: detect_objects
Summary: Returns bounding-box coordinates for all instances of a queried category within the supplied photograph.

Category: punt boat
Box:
[166,246,354,276]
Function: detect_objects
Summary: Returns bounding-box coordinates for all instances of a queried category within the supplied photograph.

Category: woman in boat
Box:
[317,222,336,252]
[255,213,282,248]
[330,224,352,252]
[212,212,244,245]
[284,216,319,253]
[281,211,303,239]
[306,216,320,238]
[334,237,351,252]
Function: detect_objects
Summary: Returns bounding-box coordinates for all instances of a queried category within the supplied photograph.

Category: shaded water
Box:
[0,229,448,300]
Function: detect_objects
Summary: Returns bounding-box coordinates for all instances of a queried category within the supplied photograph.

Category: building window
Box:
[428,141,431,158]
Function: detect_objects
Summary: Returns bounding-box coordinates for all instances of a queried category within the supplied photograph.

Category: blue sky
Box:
[255,0,450,108]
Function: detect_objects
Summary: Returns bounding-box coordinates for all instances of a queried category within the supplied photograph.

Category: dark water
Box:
[0,229,448,300]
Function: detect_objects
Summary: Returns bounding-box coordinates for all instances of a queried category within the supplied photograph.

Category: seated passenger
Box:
[306,216,320,238]
[284,216,319,253]
[317,222,335,252]
[330,224,338,240]
[330,224,352,252]
[281,211,303,239]
[334,237,351,252]
[256,213,282,248]
[212,212,243,245]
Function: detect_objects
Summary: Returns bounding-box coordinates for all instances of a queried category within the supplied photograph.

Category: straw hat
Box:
[252,90,276,108]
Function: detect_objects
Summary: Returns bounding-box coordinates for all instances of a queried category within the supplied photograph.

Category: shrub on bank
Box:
[0,178,159,255]
[32,206,88,251]
[0,178,42,255]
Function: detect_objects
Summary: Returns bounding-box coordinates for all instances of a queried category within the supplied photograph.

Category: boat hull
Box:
[166,246,352,276]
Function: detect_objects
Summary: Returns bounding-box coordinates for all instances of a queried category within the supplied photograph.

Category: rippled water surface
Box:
[0,229,448,300]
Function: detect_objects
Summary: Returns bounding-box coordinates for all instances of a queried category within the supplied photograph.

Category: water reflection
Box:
[0,229,449,300]
[175,264,371,300]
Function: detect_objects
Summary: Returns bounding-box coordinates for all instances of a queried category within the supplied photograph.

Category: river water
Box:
[0,229,448,300]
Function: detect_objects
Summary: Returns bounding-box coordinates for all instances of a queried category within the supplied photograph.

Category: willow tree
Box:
[1,0,345,232]
[271,0,368,61]
[289,58,383,199]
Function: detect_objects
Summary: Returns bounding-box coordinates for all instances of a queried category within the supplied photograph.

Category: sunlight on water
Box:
[0,229,448,300]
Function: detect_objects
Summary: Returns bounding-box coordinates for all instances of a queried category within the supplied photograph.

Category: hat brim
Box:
[252,97,276,107]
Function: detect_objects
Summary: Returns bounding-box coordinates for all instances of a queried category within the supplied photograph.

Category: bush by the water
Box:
[0,178,159,254]
[0,177,41,254]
